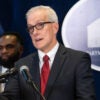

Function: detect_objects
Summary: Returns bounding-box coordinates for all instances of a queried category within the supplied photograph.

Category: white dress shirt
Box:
[38,42,59,74]
[0,66,8,92]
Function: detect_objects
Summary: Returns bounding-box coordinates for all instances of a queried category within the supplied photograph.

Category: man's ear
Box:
[53,22,59,35]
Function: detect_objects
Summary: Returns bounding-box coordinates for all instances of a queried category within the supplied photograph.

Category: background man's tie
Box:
[41,55,50,95]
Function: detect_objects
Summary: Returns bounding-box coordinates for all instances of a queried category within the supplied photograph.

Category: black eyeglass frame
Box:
[27,21,54,34]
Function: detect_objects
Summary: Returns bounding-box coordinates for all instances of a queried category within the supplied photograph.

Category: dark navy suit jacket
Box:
[0,44,96,100]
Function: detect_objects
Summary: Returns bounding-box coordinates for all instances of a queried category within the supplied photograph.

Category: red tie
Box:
[41,55,50,95]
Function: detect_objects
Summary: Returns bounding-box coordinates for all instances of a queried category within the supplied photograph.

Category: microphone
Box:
[20,65,32,82]
[0,67,18,79]
[20,65,46,100]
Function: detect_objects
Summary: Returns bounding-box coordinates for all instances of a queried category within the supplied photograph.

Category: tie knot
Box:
[43,55,49,62]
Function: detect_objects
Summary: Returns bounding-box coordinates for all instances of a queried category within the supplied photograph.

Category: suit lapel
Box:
[29,53,42,100]
[29,53,40,91]
[44,44,68,99]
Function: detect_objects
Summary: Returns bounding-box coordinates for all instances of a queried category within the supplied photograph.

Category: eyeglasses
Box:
[27,21,54,34]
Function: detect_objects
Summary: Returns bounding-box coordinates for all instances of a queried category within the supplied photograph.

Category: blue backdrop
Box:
[0,0,99,99]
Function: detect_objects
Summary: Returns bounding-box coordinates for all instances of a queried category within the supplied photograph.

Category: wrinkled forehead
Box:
[27,9,49,24]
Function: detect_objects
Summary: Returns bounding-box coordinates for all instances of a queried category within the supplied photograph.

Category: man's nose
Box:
[1,48,8,53]
[32,27,39,35]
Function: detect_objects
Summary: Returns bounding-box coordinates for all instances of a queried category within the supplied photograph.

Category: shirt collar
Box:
[38,42,59,62]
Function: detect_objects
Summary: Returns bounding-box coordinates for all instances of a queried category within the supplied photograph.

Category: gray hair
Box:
[26,5,58,23]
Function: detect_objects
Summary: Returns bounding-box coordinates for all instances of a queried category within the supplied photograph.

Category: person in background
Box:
[0,5,96,100]
[0,32,23,92]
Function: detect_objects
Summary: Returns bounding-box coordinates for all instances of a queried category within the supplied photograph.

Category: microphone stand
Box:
[27,79,46,100]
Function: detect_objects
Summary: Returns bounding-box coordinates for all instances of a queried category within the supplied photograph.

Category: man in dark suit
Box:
[0,32,23,92]
[0,5,96,100]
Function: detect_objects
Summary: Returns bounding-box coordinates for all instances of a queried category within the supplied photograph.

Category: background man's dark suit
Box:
[0,44,95,100]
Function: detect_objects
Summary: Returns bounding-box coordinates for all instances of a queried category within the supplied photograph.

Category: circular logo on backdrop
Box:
[61,0,100,71]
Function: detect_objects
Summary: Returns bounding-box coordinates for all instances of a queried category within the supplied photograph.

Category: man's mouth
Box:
[35,38,43,42]
[2,55,9,60]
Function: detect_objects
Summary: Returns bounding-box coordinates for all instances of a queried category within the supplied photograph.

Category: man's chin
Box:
[1,57,9,61]
[2,56,9,59]
[0,60,11,67]
[0,63,14,68]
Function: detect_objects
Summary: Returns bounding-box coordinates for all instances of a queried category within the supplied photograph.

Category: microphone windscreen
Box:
[20,65,32,81]
[20,65,29,72]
